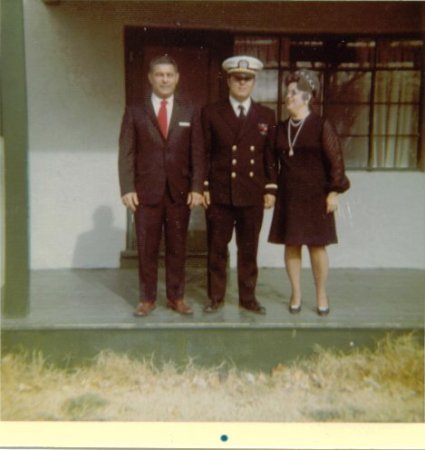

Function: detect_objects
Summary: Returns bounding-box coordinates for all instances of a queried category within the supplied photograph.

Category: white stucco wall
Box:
[24,1,425,270]
[253,171,425,268]
[25,0,127,268]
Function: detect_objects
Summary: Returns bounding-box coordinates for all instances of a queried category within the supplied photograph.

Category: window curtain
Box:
[233,37,279,67]
[234,37,280,114]
[372,42,421,168]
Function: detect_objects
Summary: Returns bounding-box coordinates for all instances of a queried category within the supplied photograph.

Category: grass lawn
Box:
[1,333,423,422]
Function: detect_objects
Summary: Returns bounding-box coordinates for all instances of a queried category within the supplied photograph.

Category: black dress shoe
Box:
[289,303,301,314]
[317,306,330,316]
[239,300,266,315]
[204,299,224,313]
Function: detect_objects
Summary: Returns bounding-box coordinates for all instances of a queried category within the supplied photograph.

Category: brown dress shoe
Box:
[239,300,266,315]
[133,301,156,317]
[204,299,224,313]
[166,299,193,315]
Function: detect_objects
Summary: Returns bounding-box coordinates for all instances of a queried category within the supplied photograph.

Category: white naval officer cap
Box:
[222,55,264,77]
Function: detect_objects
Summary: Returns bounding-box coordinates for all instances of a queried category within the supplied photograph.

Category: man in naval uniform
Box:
[119,55,205,317]
[202,55,277,314]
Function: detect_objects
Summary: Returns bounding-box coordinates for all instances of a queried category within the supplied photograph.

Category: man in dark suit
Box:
[202,55,278,314]
[119,55,205,317]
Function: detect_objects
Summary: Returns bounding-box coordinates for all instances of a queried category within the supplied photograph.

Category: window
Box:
[234,35,424,170]
[234,37,280,116]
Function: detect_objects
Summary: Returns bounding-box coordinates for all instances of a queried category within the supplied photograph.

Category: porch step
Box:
[3,326,420,370]
[120,250,207,268]
[2,268,423,369]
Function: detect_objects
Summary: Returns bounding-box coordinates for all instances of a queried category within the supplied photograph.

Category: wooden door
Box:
[122,27,233,265]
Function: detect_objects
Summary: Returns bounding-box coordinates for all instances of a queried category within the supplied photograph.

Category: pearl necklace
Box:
[287,115,308,157]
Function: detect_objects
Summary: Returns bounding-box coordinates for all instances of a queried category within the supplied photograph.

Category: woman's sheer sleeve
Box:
[322,118,350,194]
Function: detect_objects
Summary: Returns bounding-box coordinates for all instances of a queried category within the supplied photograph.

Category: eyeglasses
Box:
[286,89,302,97]
[231,75,254,82]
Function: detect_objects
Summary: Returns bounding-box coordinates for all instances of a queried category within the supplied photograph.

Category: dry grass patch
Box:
[1,333,423,422]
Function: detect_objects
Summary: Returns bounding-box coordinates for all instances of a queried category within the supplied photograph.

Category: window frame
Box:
[234,33,424,171]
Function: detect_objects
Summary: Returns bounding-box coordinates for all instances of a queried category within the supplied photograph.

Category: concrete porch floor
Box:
[2,268,424,370]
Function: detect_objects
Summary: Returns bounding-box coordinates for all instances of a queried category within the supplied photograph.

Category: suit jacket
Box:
[202,99,277,207]
[118,97,205,205]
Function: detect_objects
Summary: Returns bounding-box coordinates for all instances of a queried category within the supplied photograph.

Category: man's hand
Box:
[121,192,139,212]
[203,191,211,208]
[264,193,276,209]
[326,191,339,214]
[187,192,206,209]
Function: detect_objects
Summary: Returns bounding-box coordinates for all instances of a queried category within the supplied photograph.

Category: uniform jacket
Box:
[118,97,205,205]
[202,99,277,207]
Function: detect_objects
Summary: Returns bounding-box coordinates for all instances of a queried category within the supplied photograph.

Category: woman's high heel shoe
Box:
[289,302,302,314]
[316,306,330,316]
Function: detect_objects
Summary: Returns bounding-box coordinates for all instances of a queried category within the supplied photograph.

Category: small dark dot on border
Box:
[220,434,229,442]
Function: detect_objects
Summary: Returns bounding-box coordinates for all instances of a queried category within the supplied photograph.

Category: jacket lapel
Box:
[143,98,165,141]
[167,98,181,140]
[146,97,182,142]
[216,99,260,143]
[236,100,258,142]
[218,100,240,140]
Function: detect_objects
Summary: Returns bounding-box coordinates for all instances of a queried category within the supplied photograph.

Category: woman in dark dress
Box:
[269,70,350,316]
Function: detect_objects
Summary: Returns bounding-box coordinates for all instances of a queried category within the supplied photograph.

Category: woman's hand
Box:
[203,191,211,209]
[326,191,339,214]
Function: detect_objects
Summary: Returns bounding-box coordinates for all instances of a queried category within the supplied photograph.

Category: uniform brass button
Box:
[231,172,237,178]
[250,146,255,151]
[232,159,237,165]
[249,171,254,177]
[250,159,255,165]
[232,145,237,151]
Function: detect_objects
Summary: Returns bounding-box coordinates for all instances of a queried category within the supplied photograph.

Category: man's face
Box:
[148,63,179,98]
[227,73,255,102]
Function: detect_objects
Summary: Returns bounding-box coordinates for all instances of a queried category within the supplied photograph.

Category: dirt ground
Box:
[1,334,423,422]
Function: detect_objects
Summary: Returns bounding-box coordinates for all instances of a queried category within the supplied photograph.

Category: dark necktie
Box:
[238,104,246,120]
[158,99,168,138]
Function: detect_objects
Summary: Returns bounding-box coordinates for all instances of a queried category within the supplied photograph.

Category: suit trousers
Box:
[134,188,190,302]
[207,203,264,304]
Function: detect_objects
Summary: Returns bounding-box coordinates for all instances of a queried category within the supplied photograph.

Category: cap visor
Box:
[228,68,256,76]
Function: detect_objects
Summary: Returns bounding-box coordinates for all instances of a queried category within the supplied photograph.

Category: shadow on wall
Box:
[73,206,125,268]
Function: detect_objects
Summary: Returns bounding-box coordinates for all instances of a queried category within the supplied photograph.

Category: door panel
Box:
[123,28,233,263]
[128,45,209,108]
[125,28,233,106]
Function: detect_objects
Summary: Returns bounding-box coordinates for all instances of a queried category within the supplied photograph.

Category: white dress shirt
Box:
[229,96,252,118]
[151,93,174,128]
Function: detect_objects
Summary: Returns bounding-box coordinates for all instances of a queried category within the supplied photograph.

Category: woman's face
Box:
[285,81,309,115]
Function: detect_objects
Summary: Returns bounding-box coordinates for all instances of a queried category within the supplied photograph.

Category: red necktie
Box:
[158,99,168,138]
